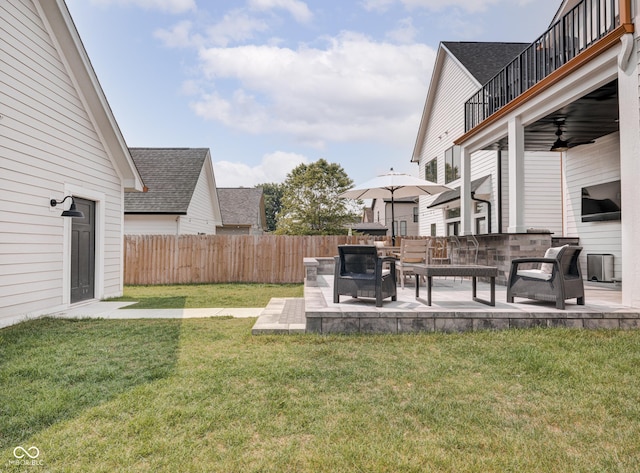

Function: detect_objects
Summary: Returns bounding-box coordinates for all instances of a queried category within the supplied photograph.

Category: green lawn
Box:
[108,283,304,308]
[2,318,640,472]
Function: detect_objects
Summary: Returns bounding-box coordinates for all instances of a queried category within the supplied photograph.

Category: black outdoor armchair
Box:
[507,245,585,310]
[333,245,397,307]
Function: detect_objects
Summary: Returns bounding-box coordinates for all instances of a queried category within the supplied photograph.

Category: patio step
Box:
[251,297,306,335]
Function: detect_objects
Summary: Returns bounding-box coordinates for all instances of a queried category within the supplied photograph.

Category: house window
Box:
[400,220,407,236]
[425,158,437,183]
[444,147,460,183]
[475,217,487,234]
[430,223,436,236]
[376,211,380,223]
[446,208,460,219]
[445,207,460,236]
[474,202,488,234]
[413,206,418,223]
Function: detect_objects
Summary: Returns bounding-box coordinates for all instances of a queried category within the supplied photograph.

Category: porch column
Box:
[507,116,526,233]
[618,33,640,308]
[459,146,472,235]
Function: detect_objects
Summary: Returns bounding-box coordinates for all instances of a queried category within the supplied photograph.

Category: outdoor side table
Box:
[405,264,498,306]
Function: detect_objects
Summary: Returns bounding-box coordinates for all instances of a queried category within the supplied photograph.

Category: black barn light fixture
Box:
[50,195,84,218]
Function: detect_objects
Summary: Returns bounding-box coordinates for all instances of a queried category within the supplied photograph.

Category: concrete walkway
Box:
[0,301,264,330]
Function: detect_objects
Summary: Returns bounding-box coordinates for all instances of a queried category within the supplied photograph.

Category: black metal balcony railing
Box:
[464,0,620,132]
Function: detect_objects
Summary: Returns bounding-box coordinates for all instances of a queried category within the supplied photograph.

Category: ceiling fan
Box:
[550,119,595,152]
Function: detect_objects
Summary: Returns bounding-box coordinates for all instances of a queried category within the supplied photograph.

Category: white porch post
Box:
[507,116,526,233]
[618,32,640,308]
[459,146,472,235]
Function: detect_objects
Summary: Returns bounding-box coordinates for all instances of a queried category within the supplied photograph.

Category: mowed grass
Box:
[109,283,304,308]
[2,317,640,472]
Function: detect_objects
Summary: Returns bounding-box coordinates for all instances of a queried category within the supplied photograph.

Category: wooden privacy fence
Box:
[124,234,385,285]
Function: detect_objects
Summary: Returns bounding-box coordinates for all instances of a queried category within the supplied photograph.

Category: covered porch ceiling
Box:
[488,80,619,152]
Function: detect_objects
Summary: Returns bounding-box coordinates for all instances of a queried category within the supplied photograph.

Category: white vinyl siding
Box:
[418,53,479,235]
[564,133,621,279]
[1,0,126,319]
[523,152,563,235]
[124,215,180,235]
[180,166,221,235]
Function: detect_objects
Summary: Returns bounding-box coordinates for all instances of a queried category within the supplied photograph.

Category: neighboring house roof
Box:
[37,1,144,192]
[412,41,528,162]
[217,187,265,227]
[352,222,387,231]
[125,148,210,214]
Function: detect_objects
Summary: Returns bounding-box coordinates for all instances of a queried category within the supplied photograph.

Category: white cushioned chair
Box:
[506,245,585,309]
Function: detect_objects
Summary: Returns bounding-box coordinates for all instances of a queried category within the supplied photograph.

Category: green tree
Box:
[275,159,359,235]
[257,182,284,232]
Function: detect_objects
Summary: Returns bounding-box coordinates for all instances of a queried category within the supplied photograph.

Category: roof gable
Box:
[441,42,529,85]
[412,41,529,162]
[125,148,209,213]
[35,0,143,191]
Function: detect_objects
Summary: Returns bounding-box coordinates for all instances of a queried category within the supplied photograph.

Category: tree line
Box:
[257,158,361,235]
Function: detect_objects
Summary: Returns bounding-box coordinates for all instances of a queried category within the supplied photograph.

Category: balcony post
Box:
[507,116,526,233]
[460,146,472,236]
[618,27,640,307]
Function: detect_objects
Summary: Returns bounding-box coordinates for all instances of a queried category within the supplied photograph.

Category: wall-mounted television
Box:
[581,180,621,222]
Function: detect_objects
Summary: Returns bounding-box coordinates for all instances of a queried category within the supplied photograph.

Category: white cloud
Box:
[205,10,270,47]
[386,17,417,44]
[154,20,198,48]
[360,0,396,12]
[248,0,313,23]
[214,151,309,186]
[191,33,435,148]
[362,0,501,13]
[90,0,195,14]
[155,11,270,48]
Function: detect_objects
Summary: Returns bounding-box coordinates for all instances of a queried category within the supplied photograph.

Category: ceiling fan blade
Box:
[567,139,596,148]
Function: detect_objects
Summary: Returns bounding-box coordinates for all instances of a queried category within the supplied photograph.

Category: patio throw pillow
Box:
[540,244,568,274]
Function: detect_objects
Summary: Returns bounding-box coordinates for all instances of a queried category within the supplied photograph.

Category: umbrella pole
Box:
[391,191,396,246]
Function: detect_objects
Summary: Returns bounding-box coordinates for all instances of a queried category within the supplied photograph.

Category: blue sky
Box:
[65,0,560,187]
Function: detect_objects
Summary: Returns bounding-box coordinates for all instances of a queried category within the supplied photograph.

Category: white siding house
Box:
[1,0,144,325]
[413,42,564,237]
[124,148,223,235]
[370,197,419,238]
[437,0,640,306]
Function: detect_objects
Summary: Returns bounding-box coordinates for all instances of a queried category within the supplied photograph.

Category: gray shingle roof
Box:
[442,42,529,84]
[217,187,264,226]
[125,148,209,214]
[352,222,387,231]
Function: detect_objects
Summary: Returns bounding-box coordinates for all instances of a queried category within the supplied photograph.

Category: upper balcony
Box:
[464,0,622,132]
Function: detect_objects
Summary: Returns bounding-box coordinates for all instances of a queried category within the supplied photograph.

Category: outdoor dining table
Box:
[404,263,498,306]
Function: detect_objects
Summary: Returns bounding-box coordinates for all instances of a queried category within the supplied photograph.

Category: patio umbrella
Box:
[340,168,451,245]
